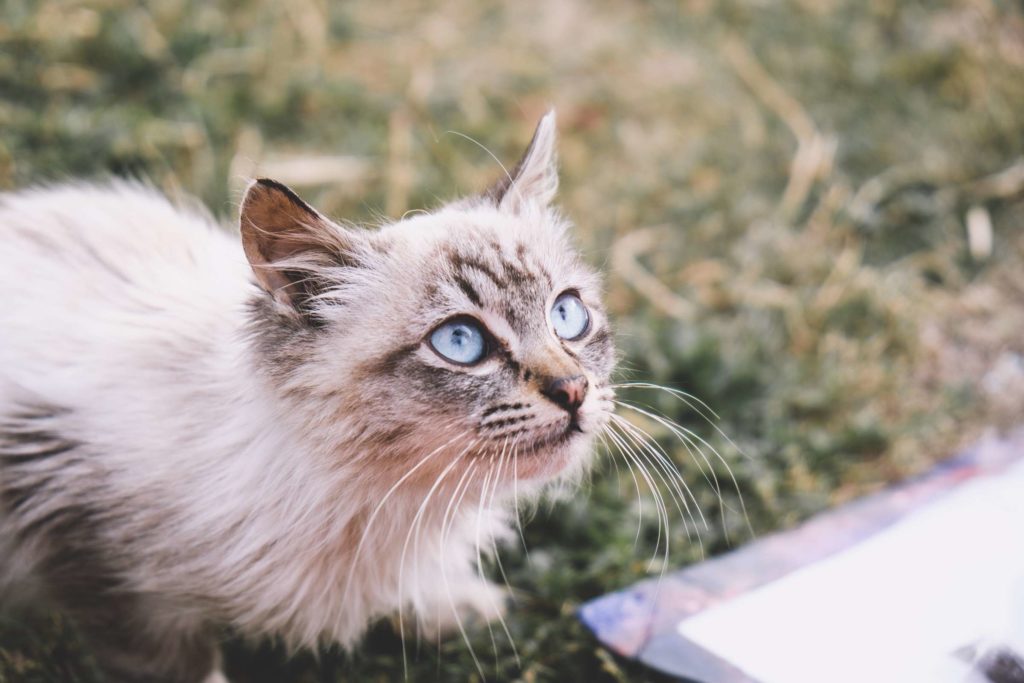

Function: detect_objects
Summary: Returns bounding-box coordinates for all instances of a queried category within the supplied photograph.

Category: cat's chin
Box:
[511,428,593,481]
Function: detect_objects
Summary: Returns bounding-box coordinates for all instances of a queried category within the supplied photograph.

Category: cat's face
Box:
[241,112,613,489]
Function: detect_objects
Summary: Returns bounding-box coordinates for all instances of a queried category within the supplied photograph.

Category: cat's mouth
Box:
[474,410,598,476]
[493,420,589,481]
[515,417,586,456]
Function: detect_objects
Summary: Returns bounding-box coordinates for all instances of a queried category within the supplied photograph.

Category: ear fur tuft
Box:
[239,179,349,321]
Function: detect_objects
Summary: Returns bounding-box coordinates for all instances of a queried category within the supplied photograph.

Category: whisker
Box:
[487,445,515,603]
[611,414,710,527]
[611,418,696,572]
[596,428,644,550]
[616,396,723,488]
[472,462,501,671]
[614,400,752,538]
[343,424,465,606]
[613,381,754,471]
[612,382,721,421]
[618,405,723,504]
[439,459,486,680]
[602,425,669,573]
[510,435,531,562]
[397,441,474,678]
[603,417,685,645]
[446,130,515,190]
[482,447,521,669]
[611,415,707,545]
[617,407,733,544]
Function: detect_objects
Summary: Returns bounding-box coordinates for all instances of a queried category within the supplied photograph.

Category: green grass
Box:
[2,0,1024,681]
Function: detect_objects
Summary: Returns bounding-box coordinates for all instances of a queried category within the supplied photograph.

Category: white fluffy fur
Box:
[0,183,504,643]
[0,113,615,679]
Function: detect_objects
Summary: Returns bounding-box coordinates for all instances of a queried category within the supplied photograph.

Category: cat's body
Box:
[0,113,615,681]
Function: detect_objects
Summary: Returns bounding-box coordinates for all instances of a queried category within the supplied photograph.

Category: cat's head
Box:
[239,112,614,490]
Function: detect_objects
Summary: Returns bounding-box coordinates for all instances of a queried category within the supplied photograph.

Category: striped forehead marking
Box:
[445,241,554,308]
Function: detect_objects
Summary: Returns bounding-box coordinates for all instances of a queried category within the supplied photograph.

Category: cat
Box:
[0,111,616,682]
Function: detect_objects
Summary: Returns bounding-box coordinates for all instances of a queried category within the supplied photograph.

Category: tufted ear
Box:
[239,178,353,319]
[484,109,559,213]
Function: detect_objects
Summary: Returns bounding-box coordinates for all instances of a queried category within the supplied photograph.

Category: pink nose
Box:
[542,375,588,414]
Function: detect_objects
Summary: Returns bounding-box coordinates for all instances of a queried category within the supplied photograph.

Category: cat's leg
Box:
[414,515,512,641]
[83,618,221,683]
[15,513,223,680]
[416,575,509,642]
[60,593,222,683]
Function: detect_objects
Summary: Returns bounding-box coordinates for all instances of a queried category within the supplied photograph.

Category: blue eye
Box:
[550,292,590,340]
[429,318,487,365]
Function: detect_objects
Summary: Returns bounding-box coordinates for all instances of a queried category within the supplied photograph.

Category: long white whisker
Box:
[615,400,751,537]
[486,439,518,606]
[479,448,521,669]
[446,130,514,189]
[343,425,465,605]
[510,435,531,561]
[612,414,709,533]
[597,428,644,549]
[397,441,474,678]
[487,444,515,595]
[613,382,754,475]
[614,407,729,545]
[615,398,723,499]
[611,416,703,539]
[439,459,486,680]
[612,382,721,420]
[473,462,501,665]
[612,415,713,563]
[603,425,669,572]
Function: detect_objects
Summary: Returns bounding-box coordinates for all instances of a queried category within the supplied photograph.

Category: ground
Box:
[1,0,1023,681]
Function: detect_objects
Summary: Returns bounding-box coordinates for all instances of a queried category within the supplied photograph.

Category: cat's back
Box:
[0,182,252,395]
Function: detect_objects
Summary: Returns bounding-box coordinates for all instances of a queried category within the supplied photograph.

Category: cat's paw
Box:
[417,580,510,642]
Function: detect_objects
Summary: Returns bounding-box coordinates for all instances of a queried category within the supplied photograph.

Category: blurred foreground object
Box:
[581,431,1024,683]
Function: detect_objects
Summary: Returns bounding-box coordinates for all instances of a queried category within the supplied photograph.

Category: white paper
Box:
[678,460,1024,683]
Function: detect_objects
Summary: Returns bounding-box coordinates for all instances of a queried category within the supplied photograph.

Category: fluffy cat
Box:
[0,111,616,682]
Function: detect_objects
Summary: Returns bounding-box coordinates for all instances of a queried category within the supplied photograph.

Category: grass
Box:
[2,0,1024,681]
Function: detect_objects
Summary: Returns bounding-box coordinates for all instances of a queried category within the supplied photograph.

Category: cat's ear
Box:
[485,109,559,213]
[239,178,351,318]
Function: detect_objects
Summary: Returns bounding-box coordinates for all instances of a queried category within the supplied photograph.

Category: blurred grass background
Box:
[2,0,1024,681]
